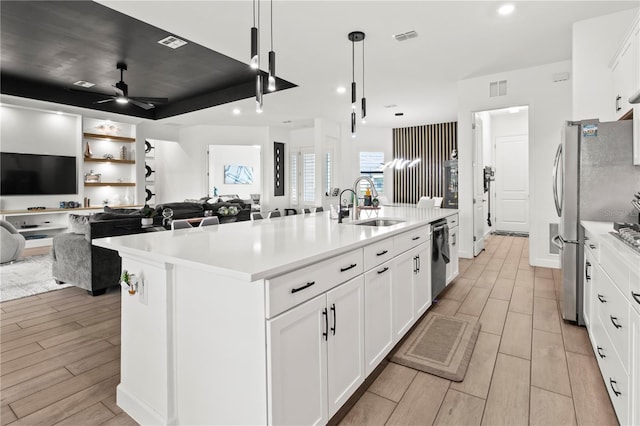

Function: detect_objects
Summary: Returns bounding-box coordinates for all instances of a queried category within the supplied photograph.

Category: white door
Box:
[393,252,415,342]
[326,276,365,417]
[495,134,529,233]
[363,261,394,376]
[472,119,486,255]
[412,243,432,318]
[267,294,328,426]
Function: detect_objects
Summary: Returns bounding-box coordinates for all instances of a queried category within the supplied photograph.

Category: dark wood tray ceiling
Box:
[0,1,296,120]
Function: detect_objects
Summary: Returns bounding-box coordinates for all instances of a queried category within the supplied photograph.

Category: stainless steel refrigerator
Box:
[552,119,639,325]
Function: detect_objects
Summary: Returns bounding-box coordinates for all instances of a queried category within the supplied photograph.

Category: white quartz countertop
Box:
[581,221,640,274]
[93,206,457,281]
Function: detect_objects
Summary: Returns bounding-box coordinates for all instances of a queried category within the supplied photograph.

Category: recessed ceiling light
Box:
[336,86,346,94]
[498,4,515,15]
[157,35,187,49]
[232,108,241,115]
[73,80,95,88]
[56,111,63,115]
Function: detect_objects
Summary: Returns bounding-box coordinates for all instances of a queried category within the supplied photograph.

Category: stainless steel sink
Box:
[353,219,405,227]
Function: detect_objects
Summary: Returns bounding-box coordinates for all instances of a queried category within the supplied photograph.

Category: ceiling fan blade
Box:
[111,85,125,97]
[128,98,155,110]
[93,98,115,104]
[131,96,169,104]
[67,87,113,98]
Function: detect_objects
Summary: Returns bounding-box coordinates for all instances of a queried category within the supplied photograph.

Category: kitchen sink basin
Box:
[354,219,405,227]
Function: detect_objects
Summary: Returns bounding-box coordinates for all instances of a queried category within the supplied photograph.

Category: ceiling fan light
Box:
[250,27,259,69]
[116,97,128,104]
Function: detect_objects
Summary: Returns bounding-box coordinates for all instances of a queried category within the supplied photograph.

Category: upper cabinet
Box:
[609,13,640,164]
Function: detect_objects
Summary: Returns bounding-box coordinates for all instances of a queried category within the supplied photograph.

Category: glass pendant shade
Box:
[256,74,263,113]
[250,27,259,69]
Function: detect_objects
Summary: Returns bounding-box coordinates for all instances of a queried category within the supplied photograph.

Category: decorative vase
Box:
[120,145,127,160]
[141,217,153,227]
[84,141,92,158]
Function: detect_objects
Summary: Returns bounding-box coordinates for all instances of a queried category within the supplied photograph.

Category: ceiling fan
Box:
[72,62,168,110]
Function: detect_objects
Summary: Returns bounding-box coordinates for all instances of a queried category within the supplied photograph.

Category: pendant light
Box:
[267,0,276,92]
[250,0,259,70]
[254,0,263,113]
[361,37,367,124]
[348,31,365,137]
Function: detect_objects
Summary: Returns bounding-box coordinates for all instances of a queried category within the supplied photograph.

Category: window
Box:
[302,151,315,204]
[359,152,384,195]
[290,153,298,206]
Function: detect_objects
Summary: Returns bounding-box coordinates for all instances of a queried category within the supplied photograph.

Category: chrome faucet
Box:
[338,189,357,224]
[351,176,379,220]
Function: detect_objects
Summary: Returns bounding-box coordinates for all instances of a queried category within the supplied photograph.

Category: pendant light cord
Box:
[352,39,355,84]
[362,39,365,96]
[270,0,274,50]
[253,0,256,27]
[257,0,260,67]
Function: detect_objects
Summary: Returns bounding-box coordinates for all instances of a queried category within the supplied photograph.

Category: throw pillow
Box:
[69,214,91,241]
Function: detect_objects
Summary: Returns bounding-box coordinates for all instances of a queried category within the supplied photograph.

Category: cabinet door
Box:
[446,226,460,284]
[631,308,640,426]
[413,242,432,318]
[393,251,415,342]
[267,294,328,426]
[364,261,394,376]
[326,276,365,417]
[583,247,595,329]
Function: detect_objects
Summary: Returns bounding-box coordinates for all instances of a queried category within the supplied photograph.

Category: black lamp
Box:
[348,31,365,137]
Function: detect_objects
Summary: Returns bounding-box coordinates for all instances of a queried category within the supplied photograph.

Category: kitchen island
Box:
[94,206,458,425]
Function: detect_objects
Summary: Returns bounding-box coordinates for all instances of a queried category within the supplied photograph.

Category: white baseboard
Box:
[531,257,560,269]
[117,384,174,426]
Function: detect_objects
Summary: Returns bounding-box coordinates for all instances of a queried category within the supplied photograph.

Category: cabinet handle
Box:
[412,236,421,241]
[615,95,622,112]
[585,261,591,281]
[452,233,456,246]
[609,378,622,397]
[291,281,315,294]
[589,244,596,249]
[597,346,606,359]
[340,264,357,272]
[597,294,606,303]
[417,255,421,272]
[322,308,328,341]
[632,292,640,305]
[377,267,389,274]
[610,316,622,329]
[376,250,388,256]
[330,304,336,335]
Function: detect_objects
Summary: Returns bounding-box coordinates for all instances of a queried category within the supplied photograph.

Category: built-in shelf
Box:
[83,132,135,143]
[16,225,68,233]
[84,157,135,164]
[84,182,136,187]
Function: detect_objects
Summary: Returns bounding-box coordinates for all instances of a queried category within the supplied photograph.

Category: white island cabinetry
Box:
[96,207,456,425]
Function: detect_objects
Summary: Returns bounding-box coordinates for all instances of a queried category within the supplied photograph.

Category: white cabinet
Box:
[583,246,596,328]
[267,276,365,425]
[610,18,639,120]
[446,222,459,285]
[393,250,416,342]
[413,243,432,319]
[364,261,394,376]
[631,308,640,426]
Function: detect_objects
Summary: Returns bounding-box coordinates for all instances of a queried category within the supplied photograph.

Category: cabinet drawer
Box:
[583,227,601,262]
[363,239,395,271]
[596,270,630,372]
[394,225,430,255]
[266,249,363,318]
[446,214,458,227]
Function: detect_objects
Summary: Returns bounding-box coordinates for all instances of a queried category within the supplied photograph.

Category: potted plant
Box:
[140,204,156,227]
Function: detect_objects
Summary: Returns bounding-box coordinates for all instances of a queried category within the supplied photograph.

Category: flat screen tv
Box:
[224,164,254,185]
[1,152,77,195]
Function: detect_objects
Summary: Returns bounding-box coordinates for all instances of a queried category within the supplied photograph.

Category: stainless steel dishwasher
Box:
[431,219,450,301]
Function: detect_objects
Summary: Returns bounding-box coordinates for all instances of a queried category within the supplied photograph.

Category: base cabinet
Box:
[631,308,640,426]
[267,276,365,425]
[446,225,459,284]
[364,261,394,376]
[583,247,595,328]
[392,251,416,342]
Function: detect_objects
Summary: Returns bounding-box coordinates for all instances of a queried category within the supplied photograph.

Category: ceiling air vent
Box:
[157,35,187,49]
[73,80,95,88]
[393,31,418,42]
[489,80,507,97]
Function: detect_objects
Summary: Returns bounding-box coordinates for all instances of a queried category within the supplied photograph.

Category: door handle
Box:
[340,264,357,272]
[322,308,328,341]
[552,234,564,250]
[376,250,388,256]
[632,292,640,305]
[552,143,563,217]
[598,294,606,303]
[377,267,389,274]
[615,95,622,112]
[330,304,336,335]
[585,261,591,281]
[291,281,315,294]
[596,346,606,359]
[610,316,622,329]
[609,378,622,397]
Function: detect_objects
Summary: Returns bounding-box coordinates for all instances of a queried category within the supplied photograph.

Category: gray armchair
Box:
[0,220,26,264]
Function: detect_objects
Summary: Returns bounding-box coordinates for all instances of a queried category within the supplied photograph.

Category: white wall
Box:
[0,104,82,210]
[154,125,269,205]
[458,61,572,267]
[573,8,638,121]
[208,145,261,197]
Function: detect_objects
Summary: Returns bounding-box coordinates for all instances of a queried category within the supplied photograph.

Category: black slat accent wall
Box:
[392,122,457,204]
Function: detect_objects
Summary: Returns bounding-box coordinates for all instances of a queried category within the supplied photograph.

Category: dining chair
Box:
[268,211,281,218]
[199,216,220,227]
[314,207,324,212]
[172,219,193,230]
[251,212,264,220]
[417,197,436,209]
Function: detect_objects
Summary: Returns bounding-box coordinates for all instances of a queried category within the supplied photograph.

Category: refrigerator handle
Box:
[552,234,564,250]
[552,143,563,217]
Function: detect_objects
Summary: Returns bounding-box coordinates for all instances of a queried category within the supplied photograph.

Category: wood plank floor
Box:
[340,235,619,426]
[1,235,617,425]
